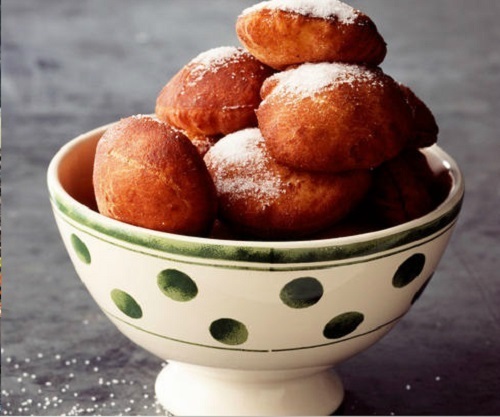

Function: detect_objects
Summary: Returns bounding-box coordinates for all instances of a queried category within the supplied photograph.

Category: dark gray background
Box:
[2,0,500,415]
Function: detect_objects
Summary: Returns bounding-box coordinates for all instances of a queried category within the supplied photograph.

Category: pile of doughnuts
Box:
[92,0,450,240]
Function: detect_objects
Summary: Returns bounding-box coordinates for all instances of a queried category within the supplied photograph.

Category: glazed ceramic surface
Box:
[47,123,464,416]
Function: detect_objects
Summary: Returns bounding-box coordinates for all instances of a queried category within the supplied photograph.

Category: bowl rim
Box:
[47,121,464,265]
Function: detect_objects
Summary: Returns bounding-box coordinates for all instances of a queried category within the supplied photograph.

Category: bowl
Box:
[47,121,464,416]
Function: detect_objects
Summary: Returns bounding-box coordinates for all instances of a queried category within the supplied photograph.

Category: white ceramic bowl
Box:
[47,122,464,416]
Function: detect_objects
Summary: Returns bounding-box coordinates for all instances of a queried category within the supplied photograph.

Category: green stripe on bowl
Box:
[50,188,463,265]
[104,308,405,353]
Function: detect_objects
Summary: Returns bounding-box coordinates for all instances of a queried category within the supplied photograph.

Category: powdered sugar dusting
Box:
[191,46,245,67]
[187,46,247,85]
[242,0,359,24]
[130,114,161,122]
[266,62,380,99]
[205,128,285,207]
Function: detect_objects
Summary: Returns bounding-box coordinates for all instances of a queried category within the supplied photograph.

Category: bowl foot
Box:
[155,361,344,416]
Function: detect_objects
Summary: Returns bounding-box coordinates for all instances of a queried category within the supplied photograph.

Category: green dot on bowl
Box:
[323,311,364,339]
[209,318,248,346]
[110,289,143,319]
[157,269,198,302]
[280,277,324,309]
[70,234,91,264]
[393,253,426,288]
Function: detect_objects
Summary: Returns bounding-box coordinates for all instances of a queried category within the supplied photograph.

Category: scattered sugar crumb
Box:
[1,350,168,415]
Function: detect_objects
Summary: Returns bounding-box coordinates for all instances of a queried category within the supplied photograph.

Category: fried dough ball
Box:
[399,84,439,149]
[204,128,372,240]
[236,0,387,70]
[93,115,217,236]
[155,46,274,137]
[369,149,452,227]
[257,63,414,173]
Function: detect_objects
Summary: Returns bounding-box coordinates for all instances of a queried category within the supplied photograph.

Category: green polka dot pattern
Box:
[70,234,91,264]
[280,277,324,309]
[157,269,198,302]
[393,253,426,288]
[107,254,431,347]
[111,289,143,319]
[209,318,249,346]
[323,312,365,339]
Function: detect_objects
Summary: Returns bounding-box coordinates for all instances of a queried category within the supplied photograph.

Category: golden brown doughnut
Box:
[93,115,217,236]
[399,83,439,149]
[155,46,274,136]
[369,149,452,227]
[236,0,387,70]
[204,128,372,240]
[257,63,414,173]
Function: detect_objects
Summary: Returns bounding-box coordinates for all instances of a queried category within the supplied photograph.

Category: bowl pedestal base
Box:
[155,361,344,416]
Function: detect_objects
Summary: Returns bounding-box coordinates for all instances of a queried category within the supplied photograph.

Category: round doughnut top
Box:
[241,0,360,24]
[262,62,383,102]
[156,45,273,136]
[257,63,414,173]
[186,46,251,85]
[205,128,284,207]
[236,1,386,69]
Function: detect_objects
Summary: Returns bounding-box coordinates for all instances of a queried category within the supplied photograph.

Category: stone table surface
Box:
[2,0,500,415]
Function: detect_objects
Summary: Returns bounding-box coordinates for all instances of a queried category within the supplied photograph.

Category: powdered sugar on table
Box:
[241,0,359,24]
